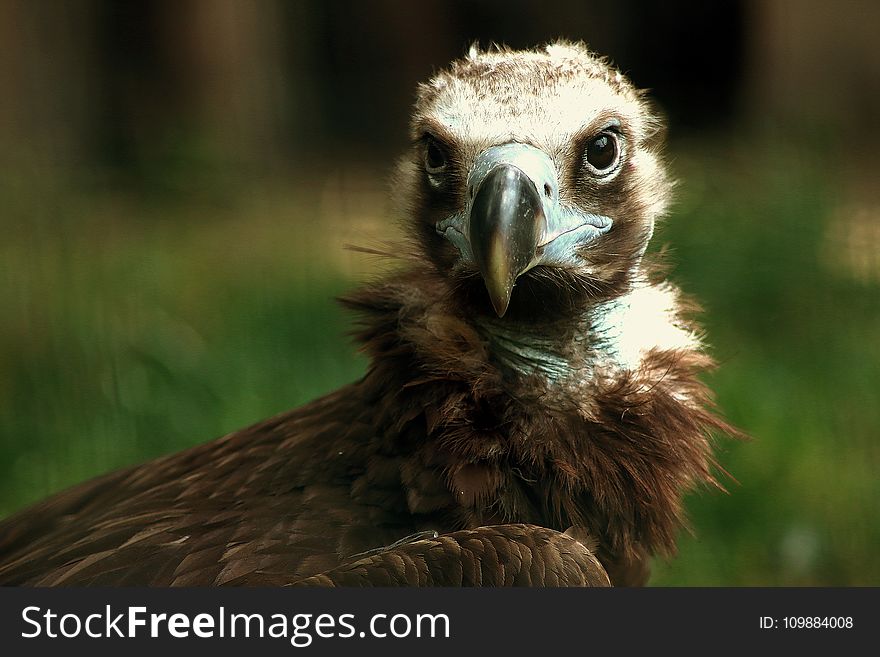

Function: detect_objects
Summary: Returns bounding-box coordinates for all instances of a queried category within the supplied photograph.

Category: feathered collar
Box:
[342,263,739,577]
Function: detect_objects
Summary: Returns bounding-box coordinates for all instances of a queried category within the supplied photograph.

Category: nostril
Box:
[543,183,553,199]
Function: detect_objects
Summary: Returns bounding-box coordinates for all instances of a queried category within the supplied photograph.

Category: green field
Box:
[1,138,877,585]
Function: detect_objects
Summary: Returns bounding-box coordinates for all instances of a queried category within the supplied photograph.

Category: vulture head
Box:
[399,42,669,320]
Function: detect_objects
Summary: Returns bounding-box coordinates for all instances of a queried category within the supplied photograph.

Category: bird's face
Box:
[399,43,671,320]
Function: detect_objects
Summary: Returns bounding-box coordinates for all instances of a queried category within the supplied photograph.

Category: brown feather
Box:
[286,525,610,588]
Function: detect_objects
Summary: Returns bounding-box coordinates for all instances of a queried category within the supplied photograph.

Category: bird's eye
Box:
[424,137,448,175]
[585,131,619,174]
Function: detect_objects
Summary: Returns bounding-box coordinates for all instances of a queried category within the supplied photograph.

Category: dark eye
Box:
[424,136,448,174]
[585,131,619,173]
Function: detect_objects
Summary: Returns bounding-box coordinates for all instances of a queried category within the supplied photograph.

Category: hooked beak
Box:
[436,143,613,318]
[469,164,544,317]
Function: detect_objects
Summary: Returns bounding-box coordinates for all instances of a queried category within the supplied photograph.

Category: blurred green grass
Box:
[648,140,880,585]
[1,140,878,585]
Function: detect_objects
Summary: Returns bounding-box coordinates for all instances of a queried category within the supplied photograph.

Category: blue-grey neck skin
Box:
[436,142,612,273]
[475,299,624,385]
[475,283,698,386]
[475,315,583,383]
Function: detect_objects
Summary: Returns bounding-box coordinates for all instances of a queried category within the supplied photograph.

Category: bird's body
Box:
[0,43,737,587]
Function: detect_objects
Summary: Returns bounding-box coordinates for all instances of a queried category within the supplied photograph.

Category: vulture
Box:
[0,42,737,587]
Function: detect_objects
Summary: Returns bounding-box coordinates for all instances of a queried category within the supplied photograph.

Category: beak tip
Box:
[487,284,513,318]
[491,298,509,318]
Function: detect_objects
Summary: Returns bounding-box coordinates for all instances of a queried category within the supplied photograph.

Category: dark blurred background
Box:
[1,0,878,585]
